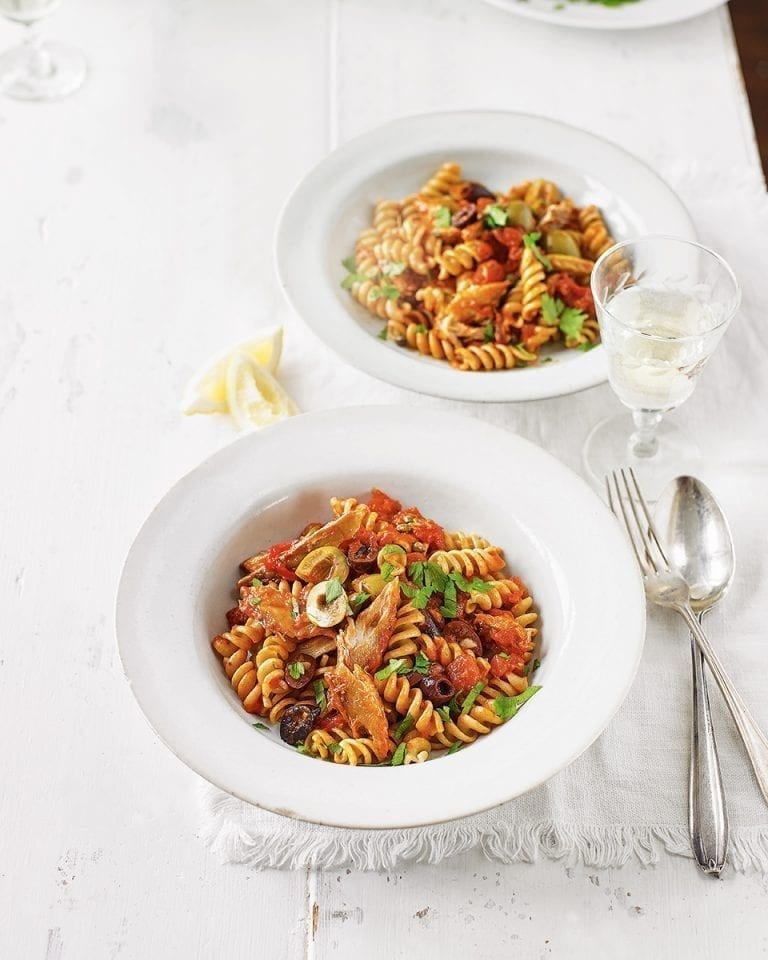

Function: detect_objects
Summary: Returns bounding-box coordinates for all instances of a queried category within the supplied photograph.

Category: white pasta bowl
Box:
[117,407,645,829]
[275,110,695,403]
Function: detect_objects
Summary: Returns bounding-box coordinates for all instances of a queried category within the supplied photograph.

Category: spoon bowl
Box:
[654,476,735,612]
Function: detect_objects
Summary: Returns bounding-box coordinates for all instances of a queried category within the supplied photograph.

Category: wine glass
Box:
[0,0,86,100]
[583,236,740,497]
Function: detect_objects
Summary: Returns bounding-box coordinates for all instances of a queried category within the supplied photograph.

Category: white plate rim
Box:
[481,0,726,30]
[274,109,696,404]
[116,407,647,829]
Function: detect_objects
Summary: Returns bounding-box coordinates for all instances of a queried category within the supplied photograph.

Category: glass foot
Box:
[0,41,87,100]
[583,412,701,503]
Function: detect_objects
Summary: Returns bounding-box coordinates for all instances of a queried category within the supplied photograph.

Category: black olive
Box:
[461,181,495,202]
[451,203,477,229]
[443,620,483,656]
[419,675,455,707]
[280,704,320,746]
[284,653,316,691]
[347,540,378,572]
[422,611,442,638]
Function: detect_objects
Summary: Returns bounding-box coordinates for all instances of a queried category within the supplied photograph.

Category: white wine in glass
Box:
[0,0,86,100]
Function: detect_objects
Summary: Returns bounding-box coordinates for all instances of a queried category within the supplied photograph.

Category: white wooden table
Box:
[2,1,766,957]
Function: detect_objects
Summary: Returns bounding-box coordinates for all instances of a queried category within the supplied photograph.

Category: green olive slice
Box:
[295,546,350,584]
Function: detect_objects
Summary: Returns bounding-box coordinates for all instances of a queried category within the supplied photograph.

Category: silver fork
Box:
[606,468,768,807]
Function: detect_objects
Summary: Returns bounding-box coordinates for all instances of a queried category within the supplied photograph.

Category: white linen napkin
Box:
[200,163,768,871]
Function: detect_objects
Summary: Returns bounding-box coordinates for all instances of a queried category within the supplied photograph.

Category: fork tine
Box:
[627,467,671,569]
[617,468,658,574]
[607,470,647,575]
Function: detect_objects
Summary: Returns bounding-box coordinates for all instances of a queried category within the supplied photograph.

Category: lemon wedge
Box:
[181,326,283,415]
[225,351,299,431]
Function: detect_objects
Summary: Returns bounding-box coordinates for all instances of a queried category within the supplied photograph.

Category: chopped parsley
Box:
[413,324,427,334]
[540,293,588,340]
[492,685,542,720]
[483,323,495,343]
[390,743,407,766]
[522,231,552,270]
[413,652,431,675]
[577,340,597,352]
[378,326,388,340]
[341,256,357,272]
[447,742,463,755]
[439,578,458,618]
[287,661,306,681]
[289,597,300,620]
[327,742,343,755]
[325,577,344,603]
[295,742,313,756]
[313,679,327,710]
[484,203,509,228]
[460,681,486,716]
[380,561,395,581]
[394,713,415,741]
[349,591,371,613]
[251,722,269,730]
[250,578,262,588]
[437,705,452,722]
[375,658,406,681]
[433,206,452,229]
[450,572,493,594]
[559,306,588,340]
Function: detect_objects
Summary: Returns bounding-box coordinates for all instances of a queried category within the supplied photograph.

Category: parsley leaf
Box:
[577,340,597,352]
[251,722,269,730]
[341,255,357,272]
[447,742,463,755]
[522,231,552,270]
[296,742,313,756]
[433,206,452,229]
[375,658,406,681]
[349,591,371,612]
[413,652,431,675]
[313,679,327,710]
[492,684,541,720]
[394,713,415,741]
[390,743,407,766]
[409,586,433,609]
[484,203,509,227]
[483,323,495,343]
[437,705,452,722]
[449,571,493,594]
[380,562,394,581]
[341,271,369,290]
[439,578,457,618]
[460,680,486,716]
[541,293,564,327]
[327,742,343,755]
[250,577,263,588]
[379,284,400,300]
[289,598,300,620]
[287,661,305,680]
[325,577,344,603]
[559,306,588,340]
[378,326,388,340]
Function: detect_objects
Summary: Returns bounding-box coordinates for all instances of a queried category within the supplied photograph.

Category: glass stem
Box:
[23,22,53,80]
[629,409,662,458]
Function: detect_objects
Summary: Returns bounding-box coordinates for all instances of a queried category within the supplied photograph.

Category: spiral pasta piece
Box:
[520,246,547,322]
[578,205,615,260]
[376,674,444,738]
[384,601,425,661]
[443,531,492,550]
[465,578,525,613]
[255,635,296,708]
[306,728,382,765]
[420,162,462,200]
[430,547,505,578]
[452,343,537,372]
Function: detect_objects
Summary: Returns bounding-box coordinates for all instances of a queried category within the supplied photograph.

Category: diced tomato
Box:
[226,606,249,628]
[367,488,402,521]
[446,652,482,693]
[474,612,529,655]
[521,323,537,343]
[548,272,595,317]
[476,197,493,215]
[472,240,494,263]
[411,516,446,551]
[491,226,524,271]
[263,540,299,580]
[489,653,524,678]
[315,710,343,732]
[473,260,507,285]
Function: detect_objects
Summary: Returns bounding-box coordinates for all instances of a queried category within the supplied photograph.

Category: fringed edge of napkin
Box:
[199,787,768,873]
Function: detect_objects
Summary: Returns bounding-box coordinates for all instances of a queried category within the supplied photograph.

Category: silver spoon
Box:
[655,476,732,877]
